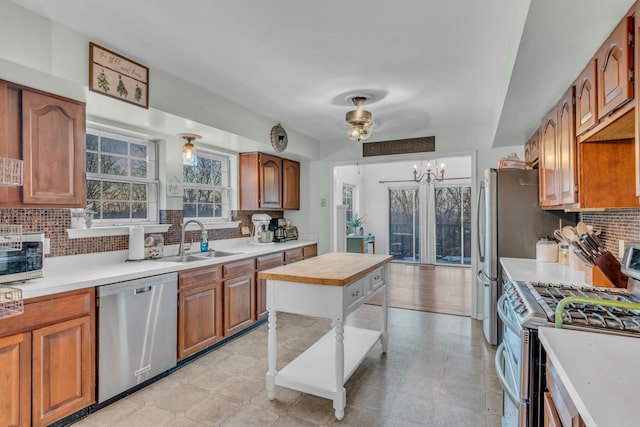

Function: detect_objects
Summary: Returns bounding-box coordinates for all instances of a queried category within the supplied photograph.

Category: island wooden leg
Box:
[381,284,389,353]
[333,320,346,420]
[266,308,277,400]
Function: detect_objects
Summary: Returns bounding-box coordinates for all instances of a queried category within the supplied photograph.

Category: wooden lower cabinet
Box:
[223,273,255,336]
[32,316,92,427]
[0,333,31,427]
[0,288,94,427]
[177,266,222,361]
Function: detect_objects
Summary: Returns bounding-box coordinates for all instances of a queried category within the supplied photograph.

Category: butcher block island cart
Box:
[259,252,392,420]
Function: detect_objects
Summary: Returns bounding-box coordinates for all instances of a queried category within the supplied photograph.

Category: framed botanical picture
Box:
[89,42,149,109]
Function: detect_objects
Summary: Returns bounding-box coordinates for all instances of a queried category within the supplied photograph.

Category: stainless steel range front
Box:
[496,280,640,427]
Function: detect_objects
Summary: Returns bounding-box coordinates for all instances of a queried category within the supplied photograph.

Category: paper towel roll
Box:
[129,226,145,260]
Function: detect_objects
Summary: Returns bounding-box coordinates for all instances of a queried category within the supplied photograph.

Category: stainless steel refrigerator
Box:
[477,168,576,345]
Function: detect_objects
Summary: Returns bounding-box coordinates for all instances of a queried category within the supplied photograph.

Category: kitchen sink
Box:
[156,251,241,263]
[193,250,241,258]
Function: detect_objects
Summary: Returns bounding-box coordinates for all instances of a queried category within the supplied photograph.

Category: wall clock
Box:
[270,124,288,153]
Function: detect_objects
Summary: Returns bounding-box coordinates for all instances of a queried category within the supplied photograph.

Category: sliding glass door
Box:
[435,185,471,265]
[388,187,420,262]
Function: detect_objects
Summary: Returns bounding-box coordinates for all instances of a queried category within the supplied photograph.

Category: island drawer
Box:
[367,268,384,294]
[344,278,365,311]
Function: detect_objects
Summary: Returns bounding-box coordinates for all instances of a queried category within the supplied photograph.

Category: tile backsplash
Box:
[0,209,284,257]
[580,209,640,259]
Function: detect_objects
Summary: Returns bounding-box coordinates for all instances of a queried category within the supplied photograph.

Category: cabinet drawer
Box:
[0,289,92,337]
[284,248,303,263]
[344,279,365,311]
[544,392,562,427]
[546,357,582,427]
[367,268,384,294]
[303,244,317,259]
[179,266,218,290]
[256,252,284,270]
[222,258,256,279]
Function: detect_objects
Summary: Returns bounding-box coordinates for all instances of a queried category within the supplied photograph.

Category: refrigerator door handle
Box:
[476,180,486,263]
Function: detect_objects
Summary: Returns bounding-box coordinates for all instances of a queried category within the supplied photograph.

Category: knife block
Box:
[584,264,615,287]
[585,252,629,288]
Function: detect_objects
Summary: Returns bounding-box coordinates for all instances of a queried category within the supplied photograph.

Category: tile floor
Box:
[75,306,501,426]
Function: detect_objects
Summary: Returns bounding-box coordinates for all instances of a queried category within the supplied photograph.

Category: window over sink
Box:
[85,127,159,224]
[182,148,231,222]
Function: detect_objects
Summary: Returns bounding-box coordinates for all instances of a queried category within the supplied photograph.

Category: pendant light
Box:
[177,133,201,165]
[345,96,373,142]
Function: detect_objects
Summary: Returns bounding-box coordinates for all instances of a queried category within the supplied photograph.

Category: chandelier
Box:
[345,96,373,142]
[413,160,445,184]
[177,133,201,166]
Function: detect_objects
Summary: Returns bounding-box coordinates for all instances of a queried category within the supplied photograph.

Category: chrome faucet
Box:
[179,219,207,257]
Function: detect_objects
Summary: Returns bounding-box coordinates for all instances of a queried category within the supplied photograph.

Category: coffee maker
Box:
[270,218,298,242]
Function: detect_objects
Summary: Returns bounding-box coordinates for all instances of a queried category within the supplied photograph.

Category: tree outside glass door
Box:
[435,185,471,265]
[388,188,420,262]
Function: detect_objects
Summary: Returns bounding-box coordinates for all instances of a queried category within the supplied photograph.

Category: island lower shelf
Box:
[275,325,381,399]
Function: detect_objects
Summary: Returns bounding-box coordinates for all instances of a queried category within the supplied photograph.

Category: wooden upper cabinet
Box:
[525,127,540,166]
[539,106,560,207]
[575,59,598,136]
[282,159,300,210]
[239,152,300,210]
[557,87,577,205]
[0,80,86,208]
[259,153,282,209]
[596,14,634,119]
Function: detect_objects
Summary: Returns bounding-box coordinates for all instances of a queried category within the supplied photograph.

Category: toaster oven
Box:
[0,232,45,284]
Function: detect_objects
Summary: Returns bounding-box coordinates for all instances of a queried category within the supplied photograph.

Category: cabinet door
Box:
[178,282,223,360]
[596,15,633,119]
[540,107,560,207]
[282,159,300,210]
[21,90,86,207]
[0,83,22,205]
[557,87,577,205]
[256,276,269,321]
[259,153,282,209]
[575,59,598,136]
[0,332,31,427]
[32,316,92,427]
[223,273,255,336]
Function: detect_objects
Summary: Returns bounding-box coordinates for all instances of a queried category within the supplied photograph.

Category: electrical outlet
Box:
[44,238,51,255]
[241,226,250,235]
[619,240,626,259]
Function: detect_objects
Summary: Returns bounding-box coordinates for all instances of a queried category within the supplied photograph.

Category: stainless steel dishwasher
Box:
[97,272,178,403]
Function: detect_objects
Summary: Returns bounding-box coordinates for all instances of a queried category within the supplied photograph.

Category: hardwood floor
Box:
[367,262,472,316]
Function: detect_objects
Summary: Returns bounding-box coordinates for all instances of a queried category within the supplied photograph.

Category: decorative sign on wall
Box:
[362,136,435,157]
[89,42,149,109]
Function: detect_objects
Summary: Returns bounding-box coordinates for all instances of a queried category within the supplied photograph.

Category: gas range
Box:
[505,280,640,336]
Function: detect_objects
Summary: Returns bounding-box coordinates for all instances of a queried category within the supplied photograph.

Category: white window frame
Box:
[342,183,355,223]
[182,148,232,224]
[85,127,159,226]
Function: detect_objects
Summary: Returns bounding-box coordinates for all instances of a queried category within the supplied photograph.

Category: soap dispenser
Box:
[200,230,209,252]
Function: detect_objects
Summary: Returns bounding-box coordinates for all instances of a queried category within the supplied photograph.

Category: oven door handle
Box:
[495,342,524,405]
[497,293,521,337]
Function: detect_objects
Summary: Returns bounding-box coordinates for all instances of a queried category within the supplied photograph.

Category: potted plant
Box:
[349,212,366,235]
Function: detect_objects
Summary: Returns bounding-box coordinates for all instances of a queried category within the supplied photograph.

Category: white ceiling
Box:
[9,0,636,147]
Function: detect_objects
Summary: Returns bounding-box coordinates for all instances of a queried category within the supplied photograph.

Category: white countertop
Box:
[11,238,317,299]
[501,257,587,285]
[539,327,640,427]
